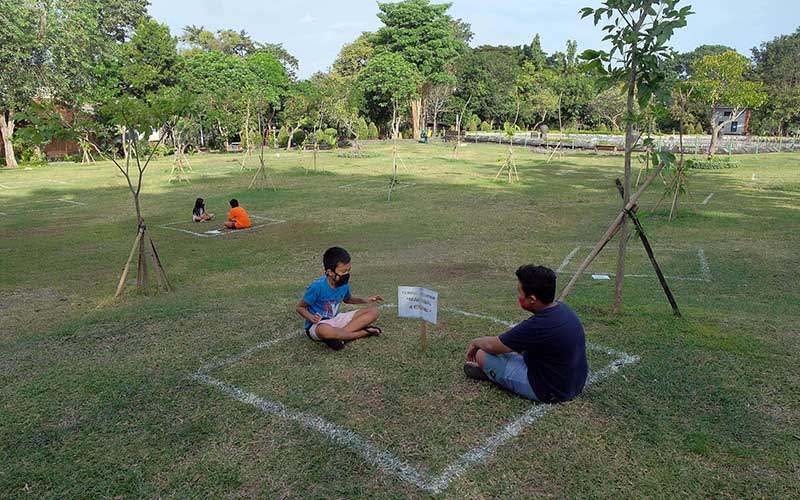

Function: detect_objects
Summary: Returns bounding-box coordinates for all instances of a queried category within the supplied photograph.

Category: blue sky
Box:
[148,0,799,78]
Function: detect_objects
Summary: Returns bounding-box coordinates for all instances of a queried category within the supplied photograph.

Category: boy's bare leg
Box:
[315,323,371,341]
[344,307,380,333]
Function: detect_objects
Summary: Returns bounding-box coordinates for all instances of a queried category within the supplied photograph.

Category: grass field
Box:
[1,142,798,498]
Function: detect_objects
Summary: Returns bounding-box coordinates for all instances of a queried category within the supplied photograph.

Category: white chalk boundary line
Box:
[0,198,88,214]
[0,179,69,189]
[701,193,715,205]
[158,214,287,238]
[337,179,381,189]
[190,306,639,494]
[557,245,711,282]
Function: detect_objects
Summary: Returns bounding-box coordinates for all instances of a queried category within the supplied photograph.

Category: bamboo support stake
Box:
[116,228,143,297]
[615,179,681,317]
[558,160,668,301]
[421,320,427,353]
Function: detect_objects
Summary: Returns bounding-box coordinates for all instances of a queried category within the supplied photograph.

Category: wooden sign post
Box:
[398,286,438,353]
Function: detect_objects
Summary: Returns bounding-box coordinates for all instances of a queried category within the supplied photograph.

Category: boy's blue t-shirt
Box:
[302,276,352,330]
[499,302,588,403]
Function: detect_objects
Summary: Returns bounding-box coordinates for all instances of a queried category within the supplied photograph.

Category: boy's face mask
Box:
[336,273,350,287]
[330,270,350,287]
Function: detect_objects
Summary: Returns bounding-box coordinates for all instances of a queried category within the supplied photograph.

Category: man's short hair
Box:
[516,265,557,304]
[323,247,351,272]
[229,198,239,208]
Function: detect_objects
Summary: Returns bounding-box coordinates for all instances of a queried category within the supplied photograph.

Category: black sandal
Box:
[364,325,382,337]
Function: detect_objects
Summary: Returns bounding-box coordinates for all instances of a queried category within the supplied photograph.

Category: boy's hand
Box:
[311,313,323,324]
[367,295,384,303]
[466,341,480,362]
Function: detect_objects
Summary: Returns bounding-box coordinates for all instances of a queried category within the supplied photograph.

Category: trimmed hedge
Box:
[687,157,740,170]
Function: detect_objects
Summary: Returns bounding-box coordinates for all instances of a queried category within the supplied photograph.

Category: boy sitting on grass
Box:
[296,247,383,351]
[223,198,251,230]
[464,265,588,403]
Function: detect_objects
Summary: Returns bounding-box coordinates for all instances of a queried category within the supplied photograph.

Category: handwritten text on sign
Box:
[398,286,438,325]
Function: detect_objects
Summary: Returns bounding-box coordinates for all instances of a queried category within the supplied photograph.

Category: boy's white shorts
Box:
[306,310,359,341]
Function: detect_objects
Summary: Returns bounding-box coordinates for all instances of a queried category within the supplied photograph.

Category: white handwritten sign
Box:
[398,286,438,325]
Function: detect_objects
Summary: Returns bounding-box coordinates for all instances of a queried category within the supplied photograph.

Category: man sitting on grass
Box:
[223,198,251,230]
[296,247,384,351]
[464,265,588,403]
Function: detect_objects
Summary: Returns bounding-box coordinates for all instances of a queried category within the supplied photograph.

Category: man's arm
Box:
[344,294,383,305]
[466,336,513,362]
[296,299,322,324]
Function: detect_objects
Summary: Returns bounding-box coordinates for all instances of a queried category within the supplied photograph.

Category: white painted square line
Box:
[0,198,88,214]
[158,214,287,237]
[191,307,639,494]
[337,180,380,189]
[556,244,711,282]
[57,199,87,206]
[556,246,581,273]
[701,193,715,205]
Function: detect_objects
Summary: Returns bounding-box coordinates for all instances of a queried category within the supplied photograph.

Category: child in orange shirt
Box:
[223,198,252,230]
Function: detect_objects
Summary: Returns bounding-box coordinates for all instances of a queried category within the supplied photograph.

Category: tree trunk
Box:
[286,124,300,151]
[0,111,18,168]
[613,54,638,314]
[409,99,422,140]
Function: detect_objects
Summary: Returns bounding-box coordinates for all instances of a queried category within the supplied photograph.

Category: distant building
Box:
[712,106,751,136]
[0,104,82,160]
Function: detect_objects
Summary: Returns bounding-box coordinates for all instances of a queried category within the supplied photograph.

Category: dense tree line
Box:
[2,0,798,167]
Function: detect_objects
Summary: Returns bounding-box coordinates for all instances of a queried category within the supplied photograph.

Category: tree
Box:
[454,46,521,126]
[752,28,800,135]
[692,50,767,156]
[590,85,627,131]
[359,52,421,139]
[280,81,321,151]
[182,51,251,150]
[327,73,367,149]
[333,34,375,79]
[180,26,299,78]
[0,0,146,168]
[372,0,465,139]
[516,63,559,131]
[424,82,454,137]
[676,44,735,79]
[524,34,548,70]
[581,0,692,313]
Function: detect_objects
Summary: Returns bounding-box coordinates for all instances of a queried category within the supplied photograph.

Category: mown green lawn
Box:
[1,142,798,498]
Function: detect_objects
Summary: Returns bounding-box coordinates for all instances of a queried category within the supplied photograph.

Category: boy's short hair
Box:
[515,265,557,304]
[229,198,239,208]
[323,247,351,272]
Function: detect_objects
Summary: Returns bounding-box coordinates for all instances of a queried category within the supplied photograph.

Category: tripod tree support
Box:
[558,159,668,302]
[615,178,682,317]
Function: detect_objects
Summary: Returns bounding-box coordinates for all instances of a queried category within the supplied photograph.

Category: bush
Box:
[354,117,369,140]
[687,157,739,170]
[291,130,306,147]
[20,147,47,165]
[367,122,379,139]
[277,126,290,147]
[466,116,479,132]
[337,151,375,159]
[694,123,705,134]
[479,121,492,132]
[598,123,609,132]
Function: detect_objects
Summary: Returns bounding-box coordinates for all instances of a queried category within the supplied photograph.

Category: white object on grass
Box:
[204,229,222,235]
[398,286,438,325]
[591,274,611,280]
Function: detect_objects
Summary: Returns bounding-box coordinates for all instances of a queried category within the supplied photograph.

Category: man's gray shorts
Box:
[482,352,539,401]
